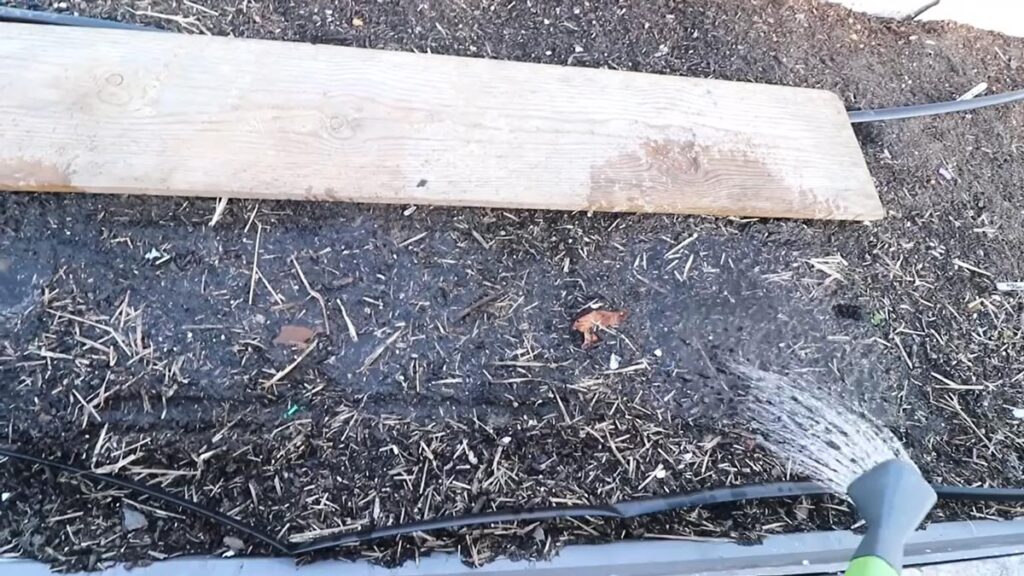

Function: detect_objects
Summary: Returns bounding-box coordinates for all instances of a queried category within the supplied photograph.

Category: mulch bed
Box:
[1,0,1023,571]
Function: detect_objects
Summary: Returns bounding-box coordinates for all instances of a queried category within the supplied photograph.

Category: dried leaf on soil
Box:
[572,309,627,349]
[273,324,316,348]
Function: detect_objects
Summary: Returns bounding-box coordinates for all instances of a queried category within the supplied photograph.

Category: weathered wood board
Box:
[0,23,883,219]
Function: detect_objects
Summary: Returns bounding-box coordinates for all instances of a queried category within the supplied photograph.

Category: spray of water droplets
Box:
[733,364,915,493]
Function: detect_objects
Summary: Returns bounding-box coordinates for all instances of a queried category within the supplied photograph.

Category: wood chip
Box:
[572,309,627,349]
[273,325,316,348]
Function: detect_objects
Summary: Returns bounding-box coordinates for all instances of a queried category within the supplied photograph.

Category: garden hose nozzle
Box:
[845,459,937,576]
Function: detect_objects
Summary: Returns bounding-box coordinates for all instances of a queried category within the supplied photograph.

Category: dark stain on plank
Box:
[0,159,83,193]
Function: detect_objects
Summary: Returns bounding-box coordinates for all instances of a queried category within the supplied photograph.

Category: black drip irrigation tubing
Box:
[4,446,1024,556]
[0,6,155,31]
[0,446,289,554]
[847,89,1024,123]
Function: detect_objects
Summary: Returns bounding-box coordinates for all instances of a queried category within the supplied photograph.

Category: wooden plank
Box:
[0,23,883,220]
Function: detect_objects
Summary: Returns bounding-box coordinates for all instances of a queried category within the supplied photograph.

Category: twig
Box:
[664,233,698,259]
[123,498,187,520]
[292,256,329,335]
[906,0,940,20]
[91,424,109,469]
[604,429,630,474]
[953,259,992,277]
[456,292,501,321]
[288,523,366,543]
[336,299,359,342]
[398,232,428,248]
[262,340,318,390]
[92,453,143,475]
[209,197,229,226]
[130,9,204,33]
[183,0,219,16]
[931,372,983,390]
[72,389,102,424]
[255,268,285,305]
[47,310,129,354]
[360,329,403,372]
[806,256,847,283]
[940,393,995,451]
[958,82,988,101]
[244,203,260,233]
[548,384,571,425]
[248,222,262,306]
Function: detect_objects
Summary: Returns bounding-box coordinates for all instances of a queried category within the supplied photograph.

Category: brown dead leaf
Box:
[274,324,316,348]
[572,309,626,349]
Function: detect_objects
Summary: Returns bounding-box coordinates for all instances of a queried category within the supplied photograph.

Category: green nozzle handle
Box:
[844,459,937,575]
[846,555,899,576]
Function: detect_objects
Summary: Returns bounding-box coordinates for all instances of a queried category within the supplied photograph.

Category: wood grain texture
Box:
[0,23,883,220]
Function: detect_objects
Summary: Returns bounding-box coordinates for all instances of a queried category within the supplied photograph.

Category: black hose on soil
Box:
[848,89,1024,123]
[0,6,155,30]
[4,445,1024,556]
[292,481,827,553]
[0,446,289,554]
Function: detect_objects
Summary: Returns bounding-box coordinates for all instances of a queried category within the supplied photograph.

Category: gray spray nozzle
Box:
[847,459,937,571]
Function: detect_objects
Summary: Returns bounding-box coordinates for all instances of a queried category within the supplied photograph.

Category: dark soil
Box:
[2,0,1024,571]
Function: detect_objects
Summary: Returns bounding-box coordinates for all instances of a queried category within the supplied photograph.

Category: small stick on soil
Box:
[548,384,572,425]
[806,256,847,283]
[48,310,130,354]
[892,336,914,369]
[209,197,229,226]
[90,424,108,468]
[361,329,403,372]
[131,9,207,33]
[664,233,698,259]
[122,498,187,520]
[92,453,143,475]
[938,392,995,451]
[683,253,695,279]
[931,372,984,390]
[471,229,491,249]
[287,523,366,543]
[127,468,199,478]
[335,300,359,342]
[604,429,630,474]
[906,0,940,20]
[255,268,285,305]
[244,202,260,233]
[456,292,502,321]
[248,222,262,305]
[292,256,330,335]
[398,232,428,248]
[262,340,317,390]
[71,390,101,425]
[957,82,989,101]
[953,259,992,277]
[183,0,219,16]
